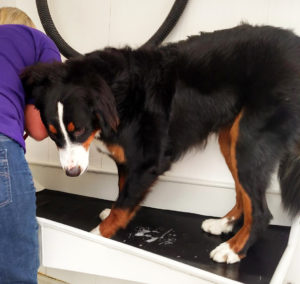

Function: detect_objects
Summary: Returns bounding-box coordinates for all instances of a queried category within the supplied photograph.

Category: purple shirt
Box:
[0,24,61,151]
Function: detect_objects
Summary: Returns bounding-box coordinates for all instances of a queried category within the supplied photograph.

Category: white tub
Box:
[30,162,300,284]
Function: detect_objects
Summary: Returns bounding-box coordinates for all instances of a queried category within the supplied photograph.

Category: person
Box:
[0,7,61,283]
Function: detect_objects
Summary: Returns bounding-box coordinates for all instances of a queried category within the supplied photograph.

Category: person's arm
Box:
[24,35,61,141]
[24,104,48,141]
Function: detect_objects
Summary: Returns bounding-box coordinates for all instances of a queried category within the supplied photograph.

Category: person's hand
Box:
[24,104,48,141]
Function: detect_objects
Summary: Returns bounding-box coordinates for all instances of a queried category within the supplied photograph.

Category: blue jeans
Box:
[0,134,39,284]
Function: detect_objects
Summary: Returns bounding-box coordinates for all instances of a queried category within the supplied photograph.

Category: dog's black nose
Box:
[66,166,81,177]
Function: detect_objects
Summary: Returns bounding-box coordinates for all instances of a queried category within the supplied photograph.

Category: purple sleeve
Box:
[37,32,61,63]
[38,47,61,63]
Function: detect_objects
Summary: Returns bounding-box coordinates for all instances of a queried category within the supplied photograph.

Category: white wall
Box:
[0,0,15,7]
[17,0,300,187]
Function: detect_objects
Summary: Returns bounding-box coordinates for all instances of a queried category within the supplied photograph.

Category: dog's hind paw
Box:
[201,217,234,235]
[99,208,111,220]
[210,242,240,264]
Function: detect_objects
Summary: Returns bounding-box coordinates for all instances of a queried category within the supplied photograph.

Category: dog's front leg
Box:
[94,164,158,238]
[97,164,127,222]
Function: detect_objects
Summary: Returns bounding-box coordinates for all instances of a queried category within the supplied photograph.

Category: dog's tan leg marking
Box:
[220,126,244,221]
[106,144,126,164]
[94,165,128,236]
[118,169,127,192]
[210,111,253,263]
[202,125,243,235]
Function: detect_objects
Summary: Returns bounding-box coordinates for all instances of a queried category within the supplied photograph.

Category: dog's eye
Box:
[48,124,58,138]
[74,127,85,137]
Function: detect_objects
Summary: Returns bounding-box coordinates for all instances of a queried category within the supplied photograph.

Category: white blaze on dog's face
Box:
[56,102,96,177]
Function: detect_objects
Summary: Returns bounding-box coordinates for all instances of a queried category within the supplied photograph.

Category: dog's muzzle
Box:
[58,144,89,177]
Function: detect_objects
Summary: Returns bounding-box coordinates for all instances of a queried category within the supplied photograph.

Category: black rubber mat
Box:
[36,189,290,284]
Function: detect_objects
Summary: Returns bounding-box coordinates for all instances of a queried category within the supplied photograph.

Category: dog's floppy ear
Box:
[21,62,65,109]
[89,76,119,135]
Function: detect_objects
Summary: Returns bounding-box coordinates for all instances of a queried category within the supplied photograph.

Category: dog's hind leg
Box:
[209,110,277,263]
[202,126,243,235]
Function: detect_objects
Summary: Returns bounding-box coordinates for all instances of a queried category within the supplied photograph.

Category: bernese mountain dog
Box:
[22,24,300,263]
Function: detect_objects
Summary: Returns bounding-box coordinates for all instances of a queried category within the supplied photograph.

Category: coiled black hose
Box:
[36,0,188,59]
[36,0,81,58]
[142,0,188,48]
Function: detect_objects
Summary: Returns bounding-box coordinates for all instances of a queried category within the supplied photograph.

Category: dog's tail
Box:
[279,148,300,216]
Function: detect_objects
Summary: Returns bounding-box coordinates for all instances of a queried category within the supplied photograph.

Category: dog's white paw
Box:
[201,217,234,235]
[99,208,111,221]
[90,225,102,236]
[210,242,240,264]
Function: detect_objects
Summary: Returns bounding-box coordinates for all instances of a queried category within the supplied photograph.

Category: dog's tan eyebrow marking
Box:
[49,124,57,134]
[82,131,97,151]
[67,122,75,132]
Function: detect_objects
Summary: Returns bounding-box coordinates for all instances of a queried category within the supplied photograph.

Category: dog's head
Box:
[22,57,119,177]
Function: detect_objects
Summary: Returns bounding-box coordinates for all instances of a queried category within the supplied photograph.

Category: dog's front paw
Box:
[99,208,111,220]
[90,225,102,236]
[201,217,234,235]
[90,209,111,236]
[210,242,240,264]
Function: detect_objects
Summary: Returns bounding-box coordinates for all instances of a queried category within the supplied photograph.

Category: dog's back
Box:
[151,25,300,159]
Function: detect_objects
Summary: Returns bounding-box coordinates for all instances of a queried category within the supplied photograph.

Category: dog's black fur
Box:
[22,24,300,262]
